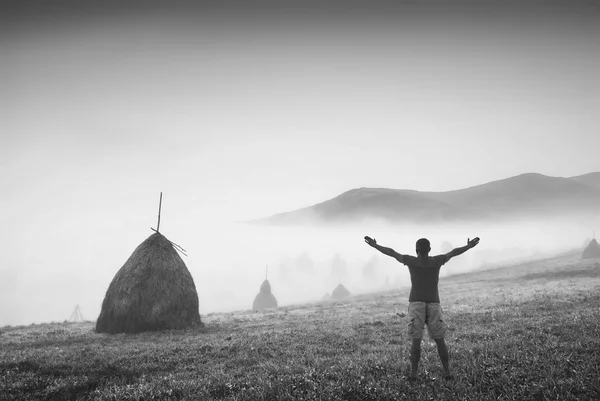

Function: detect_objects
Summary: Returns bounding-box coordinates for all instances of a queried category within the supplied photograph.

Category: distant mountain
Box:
[568,172,600,190]
[425,173,600,215]
[253,172,600,225]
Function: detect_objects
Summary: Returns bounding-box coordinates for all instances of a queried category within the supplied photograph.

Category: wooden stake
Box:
[157,192,163,233]
[69,305,85,322]
[265,264,268,280]
[150,228,188,256]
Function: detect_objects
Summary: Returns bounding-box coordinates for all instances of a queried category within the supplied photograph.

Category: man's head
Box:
[416,238,431,256]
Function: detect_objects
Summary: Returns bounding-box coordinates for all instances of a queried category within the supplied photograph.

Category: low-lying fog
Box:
[1,212,597,327]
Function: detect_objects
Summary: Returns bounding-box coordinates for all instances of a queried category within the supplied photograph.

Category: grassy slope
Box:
[1,255,600,400]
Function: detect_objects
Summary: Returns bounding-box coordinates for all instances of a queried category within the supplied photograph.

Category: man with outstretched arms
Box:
[364,235,480,380]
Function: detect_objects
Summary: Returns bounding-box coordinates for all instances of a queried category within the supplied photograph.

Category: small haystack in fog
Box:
[253,279,278,310]
[582,238,600,259]
[332,283,351,299]
[96,232,201,334]
[322,292,331,301]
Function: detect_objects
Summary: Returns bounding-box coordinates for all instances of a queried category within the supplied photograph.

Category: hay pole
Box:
[69,304,85,322]
[157,192,163,233]
[150,228,188,257]
[150,192,188,257]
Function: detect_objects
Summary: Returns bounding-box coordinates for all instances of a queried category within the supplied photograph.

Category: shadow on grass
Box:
[1,359,153,400]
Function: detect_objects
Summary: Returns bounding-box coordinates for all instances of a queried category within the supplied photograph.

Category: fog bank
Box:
[1,215,596,327]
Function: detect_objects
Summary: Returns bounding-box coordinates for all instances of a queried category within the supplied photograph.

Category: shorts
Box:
[407,302,446,340]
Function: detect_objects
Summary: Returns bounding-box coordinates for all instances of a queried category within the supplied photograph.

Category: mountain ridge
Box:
[253,172,600,225]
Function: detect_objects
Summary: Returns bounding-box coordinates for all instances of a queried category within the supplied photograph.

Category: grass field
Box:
[2,253,600,400]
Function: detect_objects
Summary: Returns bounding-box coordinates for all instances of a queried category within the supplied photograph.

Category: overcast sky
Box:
[2,1,600,325]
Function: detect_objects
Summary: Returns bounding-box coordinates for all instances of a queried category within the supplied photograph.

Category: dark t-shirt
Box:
[399,255,448,303]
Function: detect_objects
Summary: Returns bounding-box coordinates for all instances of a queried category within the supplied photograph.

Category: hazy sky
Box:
[2,1,600,325]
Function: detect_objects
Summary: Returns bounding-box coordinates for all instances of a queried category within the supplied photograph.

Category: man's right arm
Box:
[364,236,405,263]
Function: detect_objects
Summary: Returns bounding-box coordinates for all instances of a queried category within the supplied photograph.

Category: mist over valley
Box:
[1,172,598,327]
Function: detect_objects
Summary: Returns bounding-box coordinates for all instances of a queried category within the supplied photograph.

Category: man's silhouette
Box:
[364,235,480,379]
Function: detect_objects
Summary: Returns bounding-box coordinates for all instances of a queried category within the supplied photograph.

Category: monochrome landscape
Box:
[2,0,600,399]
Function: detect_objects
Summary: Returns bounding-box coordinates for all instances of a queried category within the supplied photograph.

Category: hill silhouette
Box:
[568,172,600,190]
[254,172,600,225]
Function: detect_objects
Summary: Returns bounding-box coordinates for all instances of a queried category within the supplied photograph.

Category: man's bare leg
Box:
[434,338,451,377]
[410,338,422,378]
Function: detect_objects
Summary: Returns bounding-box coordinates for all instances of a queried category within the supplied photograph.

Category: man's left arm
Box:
[445,237,480,262]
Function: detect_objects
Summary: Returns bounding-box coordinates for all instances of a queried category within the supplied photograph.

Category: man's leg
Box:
[410,338,422,378]
[427,303,451,378]
[434,338,451,377]
[407,302,426,379]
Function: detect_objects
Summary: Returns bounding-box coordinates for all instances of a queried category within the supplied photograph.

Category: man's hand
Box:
[364,236,377,247]
[365,236,403,260]
[446,237,480,261]
[467,237,480,249]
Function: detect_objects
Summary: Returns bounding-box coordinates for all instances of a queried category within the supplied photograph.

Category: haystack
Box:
[96,232,201,334]
[253,279,278,310]
[332,283,351,299]
[582,238,600,259]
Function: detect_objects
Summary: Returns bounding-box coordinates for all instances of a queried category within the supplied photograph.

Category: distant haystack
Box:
[253,280,278,310]
[582,237,592,249]
[332,283,351,299]
[321,292,331,301]
[96,232,201,334]
[582,238,600,259]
